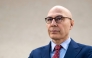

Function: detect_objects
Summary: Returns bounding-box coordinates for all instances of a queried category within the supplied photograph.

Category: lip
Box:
[50,30,59,34]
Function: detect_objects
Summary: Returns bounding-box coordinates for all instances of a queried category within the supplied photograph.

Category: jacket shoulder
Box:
[77,43,92,49]
[28,44,50,58]
[32,45,47,53]
[77,43,92,58]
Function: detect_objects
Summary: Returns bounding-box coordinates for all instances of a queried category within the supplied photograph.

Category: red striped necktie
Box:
[52,45,62,58]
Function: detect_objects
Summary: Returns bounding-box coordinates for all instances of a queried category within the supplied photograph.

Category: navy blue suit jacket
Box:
[28,39,92,58]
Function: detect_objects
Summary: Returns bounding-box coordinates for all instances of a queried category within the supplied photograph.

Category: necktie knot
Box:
[55,45,62,50]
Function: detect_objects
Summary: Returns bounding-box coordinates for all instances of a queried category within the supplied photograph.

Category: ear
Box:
[70,20,74,30]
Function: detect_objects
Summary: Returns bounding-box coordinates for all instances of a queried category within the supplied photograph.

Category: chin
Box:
[50,35,60,40]
[52,38,60,40]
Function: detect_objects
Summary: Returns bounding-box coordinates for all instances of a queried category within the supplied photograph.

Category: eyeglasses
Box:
[45,15,71,24]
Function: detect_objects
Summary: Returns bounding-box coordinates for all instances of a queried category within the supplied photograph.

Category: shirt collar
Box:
[51,37,71,52]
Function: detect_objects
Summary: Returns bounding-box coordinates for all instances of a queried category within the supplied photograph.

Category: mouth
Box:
[50,30,59,34]
[49,27,60,34]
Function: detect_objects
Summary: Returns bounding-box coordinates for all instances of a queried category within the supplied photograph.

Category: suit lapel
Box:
[40,39,82,58]
[41,42,51,58]
[64,39,82,58]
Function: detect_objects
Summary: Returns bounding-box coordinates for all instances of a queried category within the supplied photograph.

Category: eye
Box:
[55,16,62,20]
[46,17,53,21]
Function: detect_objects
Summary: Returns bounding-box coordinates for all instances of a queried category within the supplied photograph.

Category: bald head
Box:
[47,5,72,19]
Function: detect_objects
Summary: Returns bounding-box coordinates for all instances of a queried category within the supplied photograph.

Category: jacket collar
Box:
[64,39,82,58]
[41,39,82,58]
[41,42,51,58]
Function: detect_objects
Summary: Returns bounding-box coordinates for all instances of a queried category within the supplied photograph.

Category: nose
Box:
[50,19,57,26]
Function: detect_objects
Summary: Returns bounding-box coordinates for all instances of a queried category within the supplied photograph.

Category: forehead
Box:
[47,8,68,17]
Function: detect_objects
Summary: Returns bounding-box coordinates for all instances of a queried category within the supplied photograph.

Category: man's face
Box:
[46,9,73,40]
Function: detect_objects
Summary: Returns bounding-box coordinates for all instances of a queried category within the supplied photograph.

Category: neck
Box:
[52,36,69,45]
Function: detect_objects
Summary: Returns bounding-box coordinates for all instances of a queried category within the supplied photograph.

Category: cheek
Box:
[59,27,65,35]
[63,24,71,33]
[59,24,70,34]
[46,24,50,33]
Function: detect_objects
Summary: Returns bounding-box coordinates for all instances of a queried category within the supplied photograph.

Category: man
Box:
[28,5,92,58]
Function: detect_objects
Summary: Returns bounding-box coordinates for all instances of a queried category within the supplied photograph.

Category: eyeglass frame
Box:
[45,15,72,24]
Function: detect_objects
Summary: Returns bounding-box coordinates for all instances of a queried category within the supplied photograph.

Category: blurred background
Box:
[0,0,92,58]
